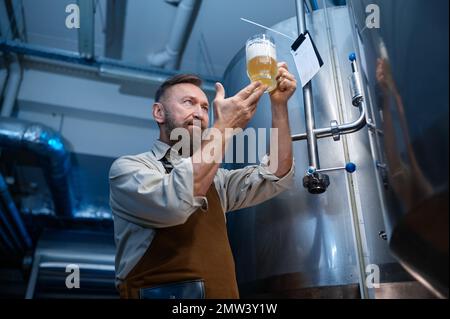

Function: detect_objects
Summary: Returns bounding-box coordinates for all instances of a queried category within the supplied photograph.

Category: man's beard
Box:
[164,111,203,156]
[164,111,178,138]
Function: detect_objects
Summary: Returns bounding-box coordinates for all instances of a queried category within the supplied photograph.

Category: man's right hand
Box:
[213,81,267,130]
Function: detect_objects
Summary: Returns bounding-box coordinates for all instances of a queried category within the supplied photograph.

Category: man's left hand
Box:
[269,62,297,106]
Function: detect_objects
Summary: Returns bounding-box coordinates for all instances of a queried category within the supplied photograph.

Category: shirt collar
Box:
[151,139,182,161]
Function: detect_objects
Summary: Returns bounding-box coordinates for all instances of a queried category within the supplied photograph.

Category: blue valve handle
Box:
[345,162,356,173]
[306,166,317,175]
[311,162,357,174]
[349,52,357,61]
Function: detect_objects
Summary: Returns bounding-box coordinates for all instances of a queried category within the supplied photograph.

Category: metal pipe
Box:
[0,54,7,97]
[0,117,74,218]
[10,0,26,41]
[1,53,21,117]
[291,103,366,141]
[0,197,21,252]
[77,0,95,59]
[296,0,320,168]
[25,254,40,299]
[104,0,127,60]
[0,40,219,92]
[0,0,12,41]
[304,0,313,13]
[0,173,32,250]
[147,0,201,69]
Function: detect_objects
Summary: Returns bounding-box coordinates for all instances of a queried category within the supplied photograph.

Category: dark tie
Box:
[160,156,173,174]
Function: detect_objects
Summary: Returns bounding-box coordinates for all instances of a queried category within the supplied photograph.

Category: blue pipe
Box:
[0,117,73,218]
[0,204,19,253]
[0,174,32,250]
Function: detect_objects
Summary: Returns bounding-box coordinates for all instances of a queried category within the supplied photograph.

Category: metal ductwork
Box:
[0,117,73,218]
[147,0,201,69]
[0,41,218,93]
[0,173,32,253]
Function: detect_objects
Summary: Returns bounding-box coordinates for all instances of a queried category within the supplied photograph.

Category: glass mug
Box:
[245,33,278,93]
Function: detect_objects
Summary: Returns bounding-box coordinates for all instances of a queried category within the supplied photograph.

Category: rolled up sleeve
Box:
[109,156,207,228]
[215,155,295,213]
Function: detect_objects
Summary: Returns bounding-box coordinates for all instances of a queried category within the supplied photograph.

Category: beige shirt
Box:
[109,140,295,286]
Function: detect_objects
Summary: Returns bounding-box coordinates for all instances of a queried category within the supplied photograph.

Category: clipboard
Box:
[290,31,324,87]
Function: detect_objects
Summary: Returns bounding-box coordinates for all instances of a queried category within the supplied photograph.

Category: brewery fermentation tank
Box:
[223,4,447,298]
[348,0,448,298]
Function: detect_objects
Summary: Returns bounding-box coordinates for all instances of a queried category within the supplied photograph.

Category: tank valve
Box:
[303,171,330,194]
[303,162,356,194]
[349,53,364,106]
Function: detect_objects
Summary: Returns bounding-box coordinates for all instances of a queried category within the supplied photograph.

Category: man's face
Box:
[160,83,210,138]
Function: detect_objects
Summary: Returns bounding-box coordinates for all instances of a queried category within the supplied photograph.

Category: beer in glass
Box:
[245,34,278,92]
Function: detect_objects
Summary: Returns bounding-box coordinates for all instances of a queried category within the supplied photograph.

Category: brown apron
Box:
[118,166,239,299]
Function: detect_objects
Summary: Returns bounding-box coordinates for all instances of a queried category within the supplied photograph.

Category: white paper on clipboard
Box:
[290,31,324,87]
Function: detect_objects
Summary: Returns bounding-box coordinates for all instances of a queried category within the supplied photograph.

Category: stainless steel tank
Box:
[347,0,448,298]
[223,4,442,299]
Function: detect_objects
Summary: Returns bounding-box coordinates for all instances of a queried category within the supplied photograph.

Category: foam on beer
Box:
[246,42,277,60]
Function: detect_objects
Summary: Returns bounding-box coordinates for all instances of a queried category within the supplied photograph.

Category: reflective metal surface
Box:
[224,7,405,298]
[348,0,449,298]
[26,230,117,299]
